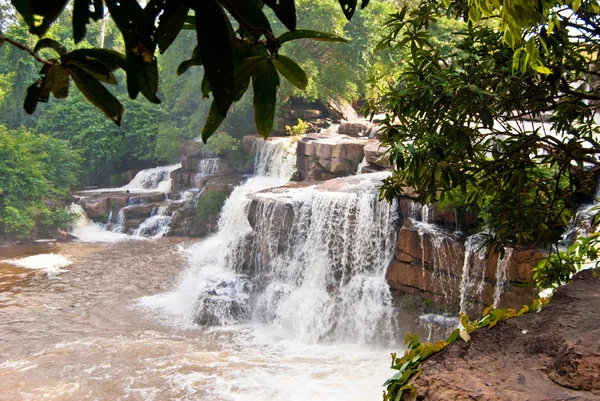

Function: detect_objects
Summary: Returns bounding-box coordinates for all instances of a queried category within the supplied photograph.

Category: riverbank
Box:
[402,268,600,400]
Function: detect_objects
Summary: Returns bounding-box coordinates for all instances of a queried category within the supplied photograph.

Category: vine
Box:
[383,298,549,401]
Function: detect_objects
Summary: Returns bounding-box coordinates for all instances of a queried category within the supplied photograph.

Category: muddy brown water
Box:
[0,239,391,401]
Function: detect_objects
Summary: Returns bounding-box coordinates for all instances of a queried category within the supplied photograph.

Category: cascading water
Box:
[135,206,172,238]
[247,178,399,344]
[140,137,298,327]
[142,139,400,345]
[121,164,180,193]
[458,234,488,312]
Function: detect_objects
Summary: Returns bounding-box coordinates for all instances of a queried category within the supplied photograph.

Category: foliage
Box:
[203,132,240,156]
[285,118,309,136]
[370,1,600,253]
[383,298,550,401]
[3,0,368,141]
[534,231,600,289]
[0,125,81,237]
[196,190,228,222]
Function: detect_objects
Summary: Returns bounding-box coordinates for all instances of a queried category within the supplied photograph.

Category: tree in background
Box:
[1,0,367,140]
[0,125,81,237]
[370,0,600,257]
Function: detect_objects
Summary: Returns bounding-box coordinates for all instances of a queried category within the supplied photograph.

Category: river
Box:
[0,239,392,401]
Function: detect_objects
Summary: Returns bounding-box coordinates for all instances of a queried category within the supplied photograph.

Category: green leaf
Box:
[480,108,493,129]
[38,65,56,102]
[157,4,190,54]
[196,0,235,116]
[68,49,126,71]
[235,56,269,84]
[338,0,357,20]
[126,51,161,103]
[64,58,117,84]
[253,59,279,137]
[34,38,67,56]
[446,328,460,344]
[279,29,349,44]
[265,0,296,31]
[52,66,70,99]
[73,0,102,43]
[228,0,271,31]
[104,0,142,40]
[27,0,69,36]
[177,57,203,75]
[201,73,211,98]
[533,64,552,74]
[201,100,225,143]
[24,81,41,114]
[66,65,124,125]
[272,55,307,90]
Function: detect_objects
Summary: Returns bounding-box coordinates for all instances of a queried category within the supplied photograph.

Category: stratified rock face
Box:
[402,269,600,401]
[297,132,370,180]
[386,198,544,315]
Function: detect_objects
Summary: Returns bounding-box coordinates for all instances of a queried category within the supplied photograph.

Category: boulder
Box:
[296,132,370,180]
[363,140,390,168]
[321,96,358,121]
[80,197,109,218]
[339,121,371,137]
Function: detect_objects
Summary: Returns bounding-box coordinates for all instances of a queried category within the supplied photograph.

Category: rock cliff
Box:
[402,269,600,401]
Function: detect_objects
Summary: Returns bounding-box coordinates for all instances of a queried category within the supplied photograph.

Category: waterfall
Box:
[122,164,179,193]
[493,248,512,307]
[141,139,399,345]
[459,234,488,312]
[68,204,135,242]
[249,187,398,344]
[135,206,171,238]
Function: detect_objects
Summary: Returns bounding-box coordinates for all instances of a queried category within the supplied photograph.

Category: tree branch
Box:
[0,35,56,66]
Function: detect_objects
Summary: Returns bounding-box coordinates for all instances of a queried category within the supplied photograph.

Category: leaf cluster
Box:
[370,0,600,251]
[8,0,364,142]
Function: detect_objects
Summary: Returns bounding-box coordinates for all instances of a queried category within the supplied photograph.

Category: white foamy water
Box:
[4,253,72,275]
[141,138,400,346]
[68,204,143,243]
[84,164,180,194]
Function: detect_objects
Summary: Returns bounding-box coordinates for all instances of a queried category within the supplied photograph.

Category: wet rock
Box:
[386,218,544,315]
[80,197,110,218]
[403,269,600,401]
[121,204,158,219]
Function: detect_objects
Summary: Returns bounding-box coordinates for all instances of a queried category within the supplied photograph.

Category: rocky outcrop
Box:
[321,96,358,121]
[386,216,545,315]
[339,121,371,137]
[402,269,600,401]
[296,131,370,180]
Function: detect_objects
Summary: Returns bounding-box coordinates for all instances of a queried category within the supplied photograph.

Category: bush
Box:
[196,190,228,222]
[0,125,81,238]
